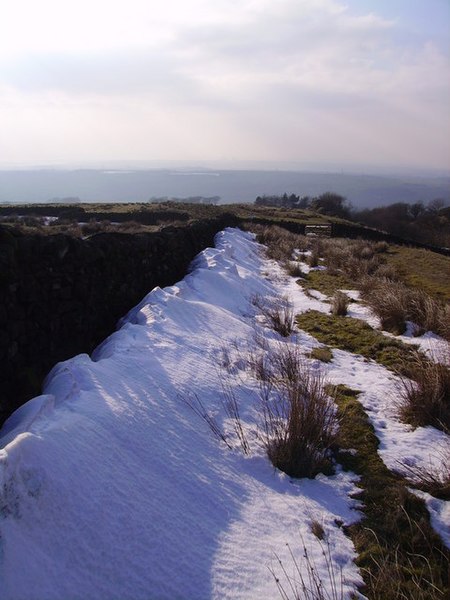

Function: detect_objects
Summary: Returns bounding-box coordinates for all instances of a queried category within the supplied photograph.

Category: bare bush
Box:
[330,292,349,317]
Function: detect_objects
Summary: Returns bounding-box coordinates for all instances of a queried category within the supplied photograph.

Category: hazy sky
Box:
[1,0,449,171]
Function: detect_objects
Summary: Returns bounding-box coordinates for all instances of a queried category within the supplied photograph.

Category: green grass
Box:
[300,270,354,297]
[331,385,449,599]
[386,246,450,302]
[296,310,417,374]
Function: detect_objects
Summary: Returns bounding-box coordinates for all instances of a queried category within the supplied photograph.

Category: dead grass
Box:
[270,540,345,600]
[310,520,326,540]
[252,294,296,337]
[330,291,349,317]
[180,392,232,449]
[285,261,307,278]
[250,225,307,263]
[361,278,450,340]
[398,350,450,433]
[253,344,338,478]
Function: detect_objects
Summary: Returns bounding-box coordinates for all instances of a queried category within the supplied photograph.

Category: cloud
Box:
[0,0,448,169]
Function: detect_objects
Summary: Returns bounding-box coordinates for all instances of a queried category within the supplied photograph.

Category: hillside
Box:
[0,228,448,599]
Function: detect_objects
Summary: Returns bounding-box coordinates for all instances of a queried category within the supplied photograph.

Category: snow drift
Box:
[0,229,363,599]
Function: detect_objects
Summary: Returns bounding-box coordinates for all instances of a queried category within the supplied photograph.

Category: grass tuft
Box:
[360,279,450,339]
[330,291,349,317]
[398,350,450,433]
[309,346,333,363]
[254,344,339,478]
[253,294,295,337]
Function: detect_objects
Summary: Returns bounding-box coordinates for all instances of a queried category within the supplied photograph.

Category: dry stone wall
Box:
[0,215,238,426]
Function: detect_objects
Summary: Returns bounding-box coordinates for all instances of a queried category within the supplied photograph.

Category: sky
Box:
[0,0,449,172]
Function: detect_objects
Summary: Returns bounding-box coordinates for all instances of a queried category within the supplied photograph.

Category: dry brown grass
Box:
[252,294,296,337]
[398,350,450,433]
[253,344,339,478]
[285,261,307,278]
[270,540,345,600]
[330,291,349,317]
[250,225,307,262]
[361,279,450,340]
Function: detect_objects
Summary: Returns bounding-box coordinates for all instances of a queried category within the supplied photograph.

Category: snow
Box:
[1,227,448,599]
[411,489,450,550]
[0,229,364,600]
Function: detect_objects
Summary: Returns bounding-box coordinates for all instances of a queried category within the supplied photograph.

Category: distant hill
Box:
[0,168,449,209]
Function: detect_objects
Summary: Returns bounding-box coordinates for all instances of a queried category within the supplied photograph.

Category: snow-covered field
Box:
[0,228,448,599]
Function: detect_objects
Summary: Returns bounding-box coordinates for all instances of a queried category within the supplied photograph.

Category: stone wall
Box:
[0,215,238,426]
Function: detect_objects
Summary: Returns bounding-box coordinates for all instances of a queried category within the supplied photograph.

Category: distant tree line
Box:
[352,199,449,248]
[255,192,352,219]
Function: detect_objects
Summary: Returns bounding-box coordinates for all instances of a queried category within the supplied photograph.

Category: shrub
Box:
[330,291,349,316]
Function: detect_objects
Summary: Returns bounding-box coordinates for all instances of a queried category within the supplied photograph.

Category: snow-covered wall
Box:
[0,215,238,425]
